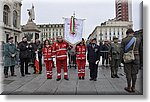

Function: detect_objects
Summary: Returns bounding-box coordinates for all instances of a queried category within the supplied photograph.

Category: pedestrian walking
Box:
[121,28,141,93]
[76,38,86,80]
[87,38,100,81]
[4,37,17,78]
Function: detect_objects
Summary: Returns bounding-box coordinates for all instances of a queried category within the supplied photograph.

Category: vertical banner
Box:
[35,53,39,74]
[64,17,84,45]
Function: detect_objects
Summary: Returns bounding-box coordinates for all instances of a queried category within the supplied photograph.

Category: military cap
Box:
[113,36,118,40]
[126,28,134,35]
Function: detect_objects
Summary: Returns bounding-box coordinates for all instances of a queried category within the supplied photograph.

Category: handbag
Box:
[123,37,136,63]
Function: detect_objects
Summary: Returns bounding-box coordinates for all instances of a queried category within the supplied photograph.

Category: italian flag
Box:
[35,53,39,74]
[70,16,76,34]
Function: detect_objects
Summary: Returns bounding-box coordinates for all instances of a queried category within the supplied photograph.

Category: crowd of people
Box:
[2,28,143,93]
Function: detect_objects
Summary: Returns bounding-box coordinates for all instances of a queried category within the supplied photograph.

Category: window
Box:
[3,5,10,25]
[13,10,18,27]
[49,33,51,37]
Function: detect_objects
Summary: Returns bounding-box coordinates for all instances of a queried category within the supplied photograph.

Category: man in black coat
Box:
[18,37,31,76]
[87,38,100,81]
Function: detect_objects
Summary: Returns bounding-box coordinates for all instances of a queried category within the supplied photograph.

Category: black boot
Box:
[64,78,69,81]
[5,75,8,78]
[56,78,61,81]
[115,74,120,78]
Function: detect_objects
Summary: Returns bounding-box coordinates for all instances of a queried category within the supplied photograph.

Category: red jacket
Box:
[53,41,69,60]
[42,45,53,61]
[76,45,86,60]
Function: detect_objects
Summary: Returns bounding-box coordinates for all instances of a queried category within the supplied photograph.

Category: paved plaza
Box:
[1,65,143,95]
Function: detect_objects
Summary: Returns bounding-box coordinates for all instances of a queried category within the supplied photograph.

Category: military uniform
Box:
[121,32,140,92]
[109,37,120,78]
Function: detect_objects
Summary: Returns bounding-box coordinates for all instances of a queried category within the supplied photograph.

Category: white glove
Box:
[95,60,99,64]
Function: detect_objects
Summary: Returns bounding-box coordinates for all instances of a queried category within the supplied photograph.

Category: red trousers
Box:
[76,60,86,77]
[56,59,68,79]
[44,60,53,78]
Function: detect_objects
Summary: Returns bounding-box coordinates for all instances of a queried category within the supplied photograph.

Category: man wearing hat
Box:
[52,36,70,81]
[4,37,17,78]
[109,36,120,78]
[87,38,100,81]
[121,28,141,93]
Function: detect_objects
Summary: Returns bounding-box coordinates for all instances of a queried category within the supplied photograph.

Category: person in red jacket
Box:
[42,40,54,79]
[52,36,70,81]
[76,38,86,80]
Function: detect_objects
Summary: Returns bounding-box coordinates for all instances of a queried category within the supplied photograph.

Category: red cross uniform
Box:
[42,45,54,79]
[52,41,69,79]
[76,45,86,78]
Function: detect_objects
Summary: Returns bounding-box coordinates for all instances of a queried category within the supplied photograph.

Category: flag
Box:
[64,17,84,45]
[70,16,76,34]
[35,53,39,74]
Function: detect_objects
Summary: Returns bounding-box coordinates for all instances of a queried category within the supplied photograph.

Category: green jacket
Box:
[120,35,141,64]
[4,43,17,67]
[109,43,121,60]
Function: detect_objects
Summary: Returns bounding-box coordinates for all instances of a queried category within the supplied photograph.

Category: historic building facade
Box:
[88,19,133,43]
[37,24,64,42]
[0,0,22,43]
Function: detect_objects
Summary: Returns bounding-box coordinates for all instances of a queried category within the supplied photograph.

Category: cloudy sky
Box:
[21,0,143,39]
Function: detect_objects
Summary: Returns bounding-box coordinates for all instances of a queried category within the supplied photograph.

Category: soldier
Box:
[76,38,86,80]
[4,37,17,78]
[109,36,120,78]
[52,36,70,81]
[121,28,140,93]
[42,40,54,79]
[87,38,100,81]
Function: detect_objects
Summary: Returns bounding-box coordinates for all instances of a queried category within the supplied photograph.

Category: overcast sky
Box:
[21,0,142,39]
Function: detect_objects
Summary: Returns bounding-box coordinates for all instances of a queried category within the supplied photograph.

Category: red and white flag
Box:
[35,53,39,74]
[64,16,84,45]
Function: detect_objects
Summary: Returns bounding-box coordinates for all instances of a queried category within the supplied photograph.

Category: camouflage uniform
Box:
[109,41,120,78]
